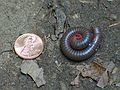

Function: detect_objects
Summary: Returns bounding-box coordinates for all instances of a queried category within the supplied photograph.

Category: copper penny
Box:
[14,33,44,59]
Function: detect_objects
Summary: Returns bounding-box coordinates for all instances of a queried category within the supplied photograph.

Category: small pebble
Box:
[72,14,79,19]
[116,83,120,87]
[51,35,57,41]
[110,14,117,21]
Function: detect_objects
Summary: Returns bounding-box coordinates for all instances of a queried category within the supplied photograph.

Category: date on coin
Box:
[14,33,44,59]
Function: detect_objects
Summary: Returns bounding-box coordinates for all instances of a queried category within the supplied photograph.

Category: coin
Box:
[14,33,44,59]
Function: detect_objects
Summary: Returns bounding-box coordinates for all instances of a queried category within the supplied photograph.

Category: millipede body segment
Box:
[60,27,101,61]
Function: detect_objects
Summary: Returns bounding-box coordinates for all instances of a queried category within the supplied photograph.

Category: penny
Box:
[14,33,44,59]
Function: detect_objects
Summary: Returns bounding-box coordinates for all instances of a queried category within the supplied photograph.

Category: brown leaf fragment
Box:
[112,67,118,74]
[91,61,106,75]
[97,71,109,88]
[109,67,119,85]
[97,61,115,88]
[77,62,106,81]
[76,61,116,88]
[106,61,115,72]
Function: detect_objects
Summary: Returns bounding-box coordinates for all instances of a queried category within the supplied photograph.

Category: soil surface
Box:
[0,0,120,90]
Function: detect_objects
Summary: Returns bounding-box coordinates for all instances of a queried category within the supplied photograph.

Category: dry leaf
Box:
[20,60,46,87]
[112,67,118,74]
[106,61,115,72]
[97,71,109,88]
[77,61,106,81]
[76,61,117,88]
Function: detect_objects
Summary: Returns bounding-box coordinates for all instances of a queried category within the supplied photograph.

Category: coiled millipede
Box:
[60,27,101,61]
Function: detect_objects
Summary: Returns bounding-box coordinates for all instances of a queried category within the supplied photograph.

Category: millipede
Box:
[60,27,101,61]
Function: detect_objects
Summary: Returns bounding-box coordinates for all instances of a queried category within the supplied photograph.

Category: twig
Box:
[109,22,120,27]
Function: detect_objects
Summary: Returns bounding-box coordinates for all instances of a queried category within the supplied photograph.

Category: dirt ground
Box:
[0,0,120,90]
